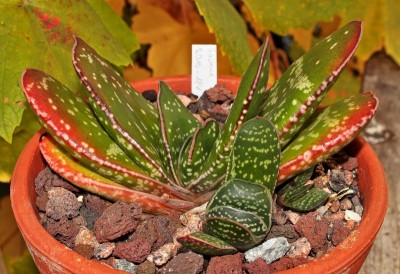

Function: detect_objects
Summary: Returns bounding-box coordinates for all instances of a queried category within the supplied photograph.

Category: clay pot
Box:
[11,76,388,273]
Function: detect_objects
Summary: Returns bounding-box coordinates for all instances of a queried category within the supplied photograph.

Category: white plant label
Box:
[191,44,217,97]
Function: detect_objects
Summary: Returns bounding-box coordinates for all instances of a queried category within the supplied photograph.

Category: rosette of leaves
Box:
[21,21,377,255]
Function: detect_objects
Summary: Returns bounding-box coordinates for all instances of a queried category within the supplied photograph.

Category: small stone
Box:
[327,211,345,221]
[46,217,80,248]
[294,212,329,252]
[243,257,271,274]
[316,205,329,216]
[340,198,353,210]
[343,170,354,185]
[75,227,97,247]
[113,259,136,273]
[344,210,361,222]
[180,210,204,232]
[94,242,116,259]
[286,211,301,225]
[329,200,340,213]
[147,243,177,266]
[158,252,204,274]
[94,202,141,243]
[342,157,358,170]
[73,244,94,259]
[177,94,192,107]
[332,220,352,246]
[266,225,298,243]
[205,84,234,103]
[136,260,156,274]
[286,237,311,258]
[272,208,288,225]
[114,239,152,264]
[72,215,87,227]
[46,187,82,220]
[142,90,157,102]
[313,175,329,189]
[207,253,243,274]
[244,237,290,264]
[35,166,79,195]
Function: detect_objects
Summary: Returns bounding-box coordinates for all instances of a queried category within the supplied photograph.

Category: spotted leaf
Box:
[178,119,220,186]
[72,37,169,182]
[157,81,201,184]
[39,135,195,215]
[261,21,362,147]
[188,39,270,192]
[21,69,190,200]
[279,91,378,182]
[176,232,237,256]
[277,167,329,212]
[227,117,280,193]
[204,179,273,250]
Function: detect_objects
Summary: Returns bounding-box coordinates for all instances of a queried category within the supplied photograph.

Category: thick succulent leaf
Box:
[279,91,378,182]
[158,81,201,184]
[72,37,168,182]
[188,40,270,192]
[177,232,237,256]
[261,21,362,147]
[178,119,220,186]
[21,69,191,200]
[204,179,272,250]
[39,135,195,215]
[277,167,329,212]
[227,117,280,193]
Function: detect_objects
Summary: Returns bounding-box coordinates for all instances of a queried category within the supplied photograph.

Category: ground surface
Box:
[360,52,400,274]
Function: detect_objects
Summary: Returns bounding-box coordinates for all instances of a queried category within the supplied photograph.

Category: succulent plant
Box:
[21,21,377,255]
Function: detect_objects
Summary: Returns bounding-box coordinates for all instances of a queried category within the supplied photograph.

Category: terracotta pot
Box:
[11,76,388,273]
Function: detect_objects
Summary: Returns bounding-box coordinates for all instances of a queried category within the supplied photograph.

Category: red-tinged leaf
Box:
[72,37,170,183]
[39,135,195,215]
[21,69,191,200]
[261,21,363,147]
[188,39,270,192]
[278,92,378,183]
[177,232,237,256]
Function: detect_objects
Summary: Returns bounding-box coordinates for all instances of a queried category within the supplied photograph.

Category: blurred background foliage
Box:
[1,0,399,271]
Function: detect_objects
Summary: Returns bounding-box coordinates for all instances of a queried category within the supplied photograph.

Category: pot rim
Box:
[11,76,388,273]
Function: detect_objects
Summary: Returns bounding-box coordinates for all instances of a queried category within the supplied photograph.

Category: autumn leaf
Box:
[132,0,235,77]
[340,0,400,65]
[0,0,139,144]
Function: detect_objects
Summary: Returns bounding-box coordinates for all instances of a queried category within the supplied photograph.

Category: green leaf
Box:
[0,0,139,142]
[158,81,201,184]
[279,92,378,182]
[205,179,272,250]
[189,40,270,192]
[73,37,169,182]
[178,120,220,186]
[261,21,362,147]
[40,135,194,213]
[243,0,348,35]
[194,0,253,73]
[227,117,280,193]
[177,232,237,256]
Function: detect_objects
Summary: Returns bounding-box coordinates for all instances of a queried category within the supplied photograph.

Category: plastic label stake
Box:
[191,44,217,97]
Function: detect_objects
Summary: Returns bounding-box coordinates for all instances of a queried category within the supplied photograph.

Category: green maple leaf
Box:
[0,0,139,144]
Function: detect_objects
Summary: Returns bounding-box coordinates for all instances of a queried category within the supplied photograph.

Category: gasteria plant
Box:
[21,21,377,255]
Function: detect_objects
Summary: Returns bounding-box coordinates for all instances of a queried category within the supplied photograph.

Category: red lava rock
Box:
[329,200,340,213]
[158,252,204,274]
[46,187,82,220]
[272,208,288,225]
[35,166,79,195]
[94,202,141,243]
[206,253,243,274]
[114,239,151,263]
[84,194,112,215]
[136,260,156,274]
[243,257,271,274]
[331,219,352,246]
[46,217,80,248]
[340,198,353,210]
[342,157,358,171]
[294,212,329,252]
[266,225,299,243]
[206,84,234,103]
[131,216,178,251]
[327,211,345,222]
[36,192,49,212]
[269,256,309,273]
[74,243,94,259]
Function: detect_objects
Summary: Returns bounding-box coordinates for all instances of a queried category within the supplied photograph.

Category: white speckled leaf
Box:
[72,37,168,182]
[177,232,237,256]
[279,92,378,182]
[178,119,220,186]
[261,21,362,147]
[158,81,201,184]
